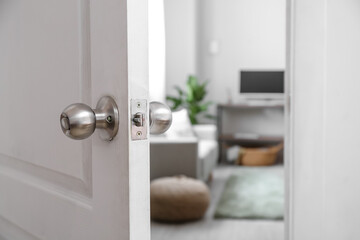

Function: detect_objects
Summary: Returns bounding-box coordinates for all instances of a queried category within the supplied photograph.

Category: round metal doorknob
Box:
[60,103,96,140]
[149,101,172,135]
[60,96,119,141]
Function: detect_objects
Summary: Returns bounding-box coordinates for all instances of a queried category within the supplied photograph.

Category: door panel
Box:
[0,0,90,179]
[0,0,97,237]
[0,0,150,239]
[288,0,360,239]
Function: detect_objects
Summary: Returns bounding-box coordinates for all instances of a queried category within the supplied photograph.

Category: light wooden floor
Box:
[151,165,285,240]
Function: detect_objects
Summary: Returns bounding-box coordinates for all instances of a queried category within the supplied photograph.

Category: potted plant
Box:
[166,75,214,124]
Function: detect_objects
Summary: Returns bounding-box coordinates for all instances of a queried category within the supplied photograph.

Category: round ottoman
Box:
[150,175,210,222]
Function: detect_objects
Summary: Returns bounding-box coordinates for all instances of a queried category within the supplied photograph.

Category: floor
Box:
[151,165,285,240]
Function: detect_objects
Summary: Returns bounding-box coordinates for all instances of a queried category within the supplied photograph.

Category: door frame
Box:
[285,0,294,239]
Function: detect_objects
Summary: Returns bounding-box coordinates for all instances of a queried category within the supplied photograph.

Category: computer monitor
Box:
[240,70,284,99]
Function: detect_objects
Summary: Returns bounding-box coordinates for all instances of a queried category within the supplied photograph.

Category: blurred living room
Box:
[149,0,286,240]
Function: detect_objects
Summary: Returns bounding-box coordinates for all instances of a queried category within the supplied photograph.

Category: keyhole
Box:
[106,115,113,123]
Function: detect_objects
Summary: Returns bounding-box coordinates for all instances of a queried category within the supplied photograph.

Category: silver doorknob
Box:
[149,101,172,135]
[60,96,119,141]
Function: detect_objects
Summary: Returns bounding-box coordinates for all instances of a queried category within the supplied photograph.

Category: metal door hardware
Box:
[60,97,171,141]
[60,96,119,141]
[149,101,172,134]
[131,100,172,140]
[131,99,147,140]
[133,112,145,127]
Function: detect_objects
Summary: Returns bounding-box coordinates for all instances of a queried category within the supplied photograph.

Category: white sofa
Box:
[150,124,218,182]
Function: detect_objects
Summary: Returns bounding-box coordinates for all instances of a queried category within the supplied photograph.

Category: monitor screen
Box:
[240,71,284,93]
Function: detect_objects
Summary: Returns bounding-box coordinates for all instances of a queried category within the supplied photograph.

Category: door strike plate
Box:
[131,99,147,140]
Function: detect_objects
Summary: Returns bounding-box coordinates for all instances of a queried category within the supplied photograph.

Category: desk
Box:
[217,103,284,162]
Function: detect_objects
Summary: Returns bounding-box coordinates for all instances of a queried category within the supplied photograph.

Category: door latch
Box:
[131,99,147,140]
[133,112,144,127]
[131,99,173,141]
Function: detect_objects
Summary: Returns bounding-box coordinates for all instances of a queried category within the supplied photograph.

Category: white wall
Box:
[164,0,286,104]
[289,0,360,239]
[149,0,166,102]
[198,0,286,105]
[164,0,197,96]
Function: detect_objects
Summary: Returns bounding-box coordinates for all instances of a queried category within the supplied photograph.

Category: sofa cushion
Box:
[198,140,218,160]
[193,124,217,140]
[198,140,218,181]
[165,109,195,138]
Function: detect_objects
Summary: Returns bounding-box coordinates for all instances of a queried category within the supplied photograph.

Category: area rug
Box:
[214,170,284,219]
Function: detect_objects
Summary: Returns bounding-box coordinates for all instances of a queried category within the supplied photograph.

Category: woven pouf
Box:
[150,175,210,222]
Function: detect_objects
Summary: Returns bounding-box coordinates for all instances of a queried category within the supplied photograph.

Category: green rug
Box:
[214,170,284,220]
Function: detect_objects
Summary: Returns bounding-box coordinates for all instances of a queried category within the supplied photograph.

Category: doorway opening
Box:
[149,0,288,239]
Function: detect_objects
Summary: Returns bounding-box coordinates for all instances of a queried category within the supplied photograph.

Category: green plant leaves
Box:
[174,86,184,96]
[186,84,194,103]
[205,114,216,120]
[188,76,198,89]
[166,75,213,124]
[166,96,183,111]
[199,101,212,111]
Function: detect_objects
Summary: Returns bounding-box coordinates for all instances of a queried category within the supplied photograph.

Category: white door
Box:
[288,0,360,239]
[0,0,150,239]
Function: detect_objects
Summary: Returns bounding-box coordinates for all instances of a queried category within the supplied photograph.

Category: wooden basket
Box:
[236,143,283,166]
